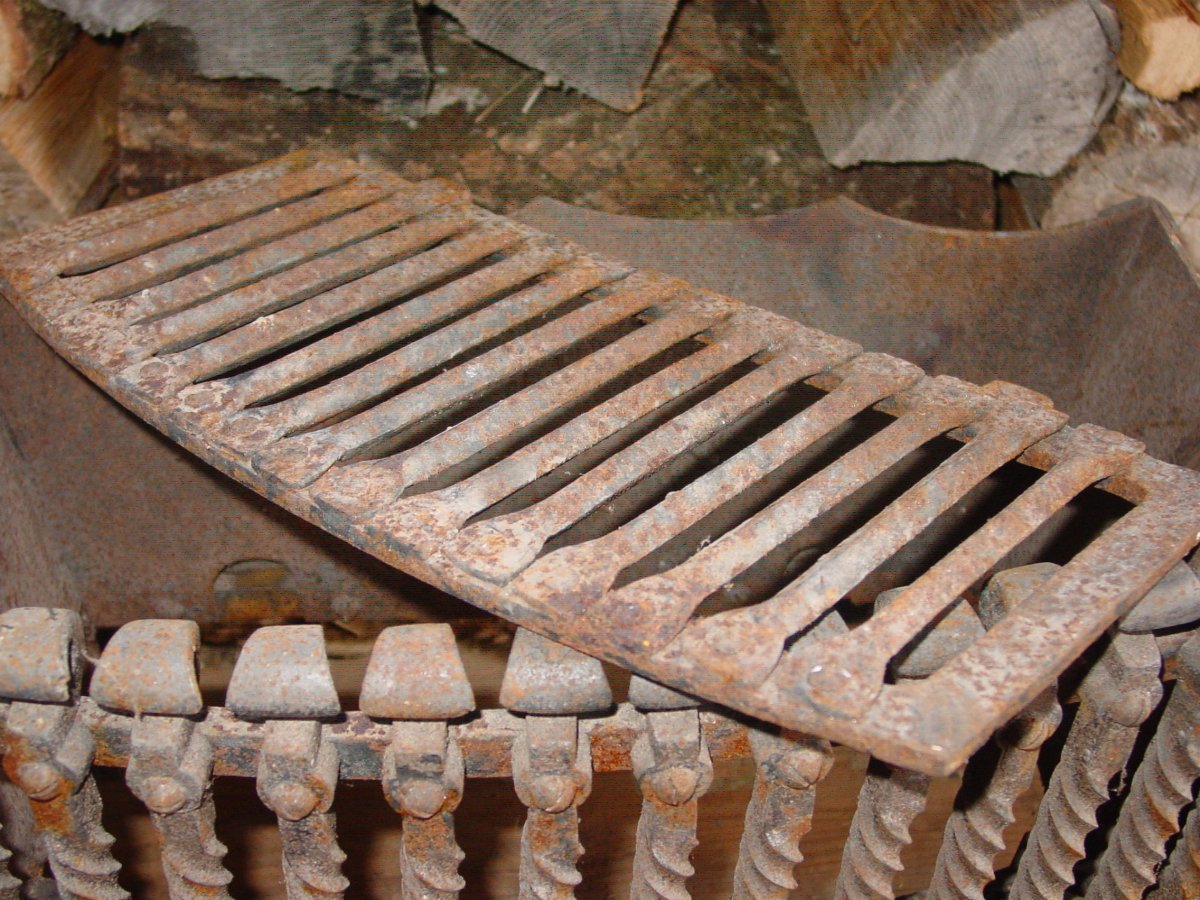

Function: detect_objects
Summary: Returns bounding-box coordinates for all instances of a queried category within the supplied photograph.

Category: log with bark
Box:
[766,0,1122,176]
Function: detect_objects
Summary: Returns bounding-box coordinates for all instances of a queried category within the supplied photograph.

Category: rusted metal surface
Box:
[0,842,16,900]
[514,195,1200,470]
[503,630,610,898]
[1087,632,1200,899]
[1151,801,1200,900]
[1120,560,1200,634]
[926,570,1064,900]
[927,690,1060,900]
[834,761,930,900]
[730,728,833,900]
[0,605,1190,896]
[630,703,713,899]
[364,624,474,898]
[0,609,128,899]
[830,586,974,900]
[2,150,1200,776]
[232,626,348,898]
[1009,589,1164,898]
[93,620,231,898]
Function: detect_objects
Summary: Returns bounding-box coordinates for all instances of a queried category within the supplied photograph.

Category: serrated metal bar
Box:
[833,761,929,900]
[4,702,128,900]
[257,720,349,900]
[126,717,232,899]
[511,716,591,899]
[1149,799,1200,899]
[731,728,833,900]
[926,690,1061,900]
[0,833,18,900]
[1009,632,1163,899]
[381,720,467,900]
[630,708,713,900]
[0,610,128,900]
[503,632,609,900]
[1086,634,1200,898]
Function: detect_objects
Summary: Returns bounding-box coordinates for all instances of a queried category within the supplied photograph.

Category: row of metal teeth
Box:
[0,562,1197,898]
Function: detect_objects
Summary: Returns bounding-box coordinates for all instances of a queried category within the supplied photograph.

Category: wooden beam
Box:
[0,0,76,98]
[766,0,1122,176]
[435,0,680,111]
[0,34,117,213]
[1115,0,1200,100]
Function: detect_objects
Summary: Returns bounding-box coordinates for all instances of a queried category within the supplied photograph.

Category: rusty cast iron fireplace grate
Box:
[0,150,1198,898]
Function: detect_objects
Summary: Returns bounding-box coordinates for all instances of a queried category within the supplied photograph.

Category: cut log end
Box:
[1117,0,1200,101]
[436,0,680,112]
[771,0,1121,176]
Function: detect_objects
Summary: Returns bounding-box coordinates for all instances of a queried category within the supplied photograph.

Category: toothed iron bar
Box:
[0,604,1193,898]
[2,152,1199,780]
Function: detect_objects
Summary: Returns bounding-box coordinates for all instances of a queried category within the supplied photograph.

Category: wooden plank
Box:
[435,0,680,111]
[0,0,76,98]
[0,34,117,213]
[766,0,1122,176]
[1115,0,1200,100]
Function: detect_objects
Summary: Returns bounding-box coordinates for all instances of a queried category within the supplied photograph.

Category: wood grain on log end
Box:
[768,0,1121,176]
[1116,0,1200,101]
[436,0,680,111]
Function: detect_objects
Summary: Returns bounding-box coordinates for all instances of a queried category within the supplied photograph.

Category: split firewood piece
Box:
[40,0,430,108]
[0,0,76,99]
[1114,0,1200,101]
[766,0,1122,176]
[0,34,116,214]
[434,0,680,112]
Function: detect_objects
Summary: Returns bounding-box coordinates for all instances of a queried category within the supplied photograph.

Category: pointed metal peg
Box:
[878,587,985,679]
[227,625,340,720]
[500,628,611,716]
[360,624,474,720]
[91,620,203,717]
[629,675,699,712]
[0,608,84,704]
